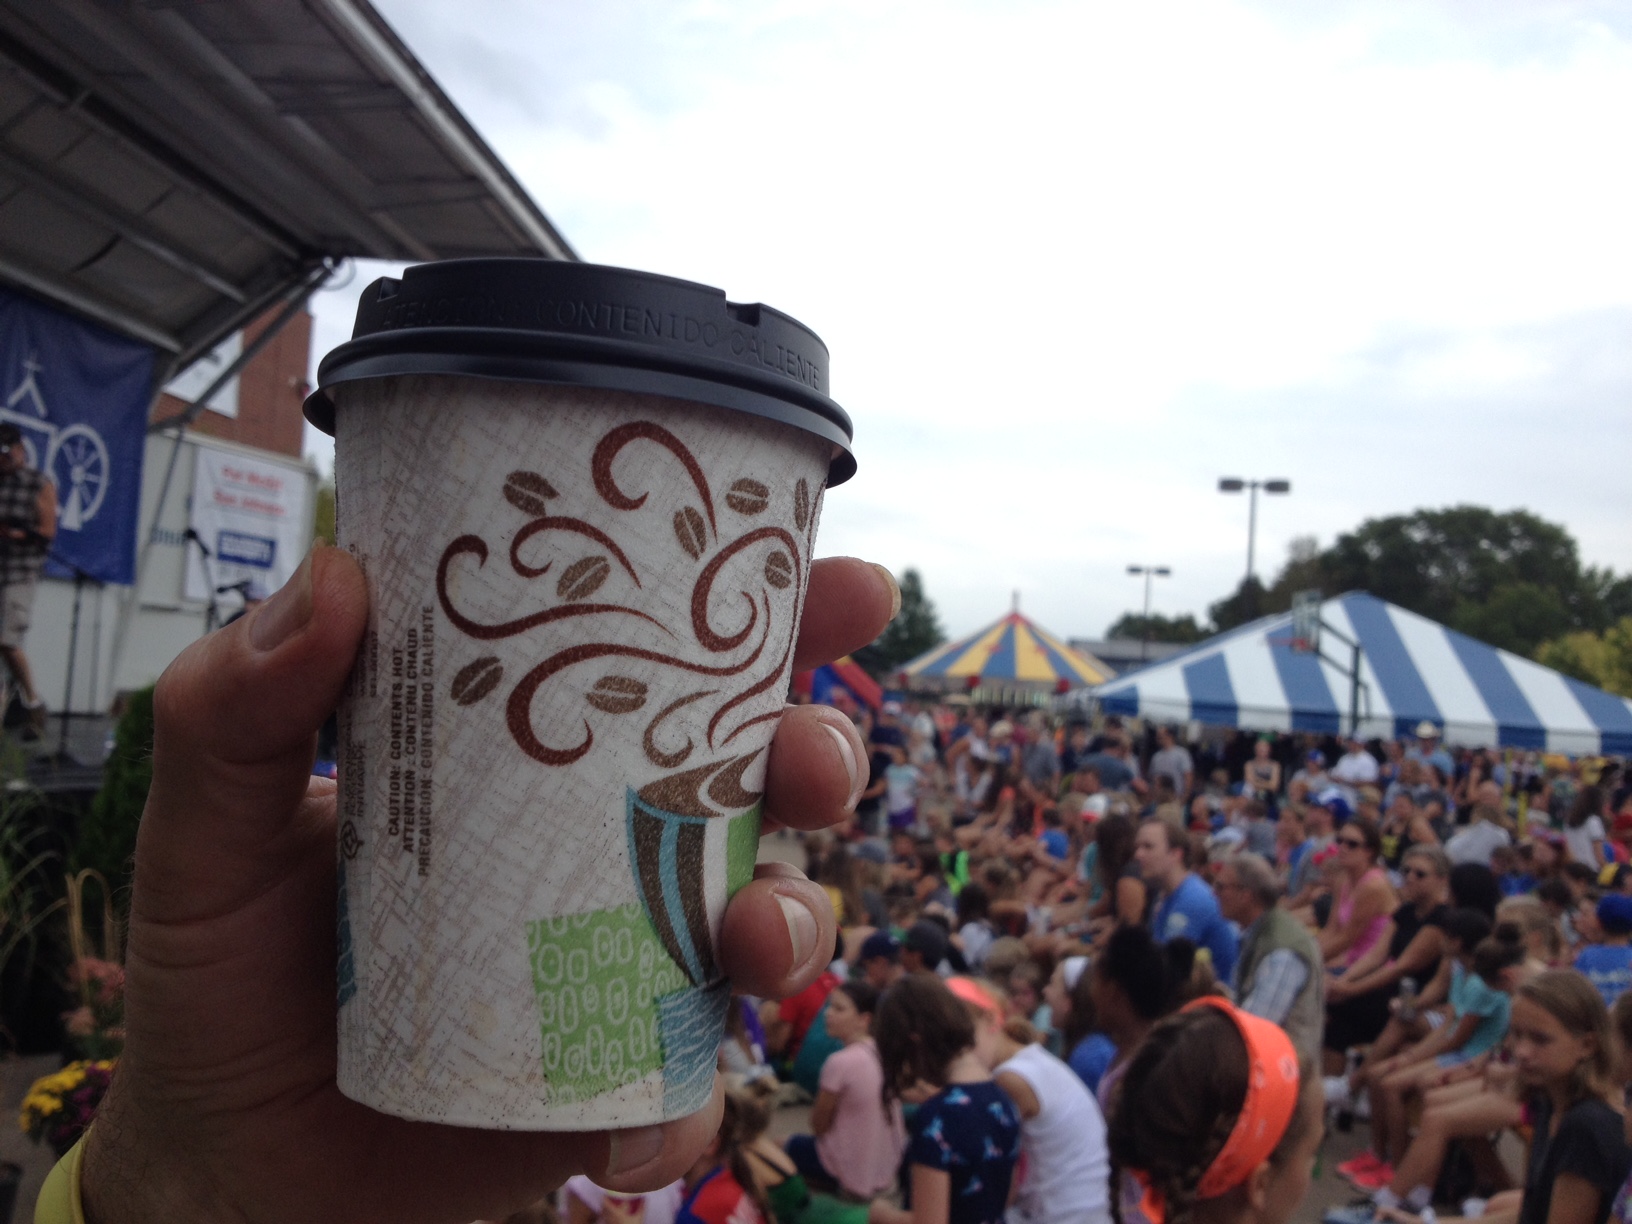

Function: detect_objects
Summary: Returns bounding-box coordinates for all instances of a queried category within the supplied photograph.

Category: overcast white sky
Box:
[306,0,1632,645]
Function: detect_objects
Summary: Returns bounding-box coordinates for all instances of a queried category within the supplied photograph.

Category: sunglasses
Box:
[1337,837,1366,849]
[1403,867,1431,879]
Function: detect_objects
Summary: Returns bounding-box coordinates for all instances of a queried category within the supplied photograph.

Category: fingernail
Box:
[819,716,865,811]
[776,890,818,968]
[250,551,315,652]
[606,1125,666,1177]
[871,564,901,622]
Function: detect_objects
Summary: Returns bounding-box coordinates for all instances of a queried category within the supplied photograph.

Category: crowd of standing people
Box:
[565,696,1632,1224]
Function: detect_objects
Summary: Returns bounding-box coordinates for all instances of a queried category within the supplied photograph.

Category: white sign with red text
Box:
[183,443,308,604]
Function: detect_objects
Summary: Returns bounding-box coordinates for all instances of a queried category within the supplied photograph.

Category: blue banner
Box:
[0,286,154,584]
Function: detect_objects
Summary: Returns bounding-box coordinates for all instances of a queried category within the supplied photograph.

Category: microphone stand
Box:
[45,548,102,766]
[185,529,222,635]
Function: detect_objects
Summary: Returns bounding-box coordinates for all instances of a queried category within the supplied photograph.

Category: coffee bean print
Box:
[451,656,504,706]
[674,506,707,559]
[793,479,810,532]
[725,478,769,516]
[503,470,558,517]
[586,675,648,714]
[556,555,611,601]
[764,551,793,589]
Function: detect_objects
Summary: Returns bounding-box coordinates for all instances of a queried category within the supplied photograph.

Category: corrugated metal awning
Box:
[0,0,574,371]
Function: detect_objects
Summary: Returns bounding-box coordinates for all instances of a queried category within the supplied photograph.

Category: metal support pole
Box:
[107,261,334,700]
[1350,641,1363,737]
[56,569,84,760]
[1142,569,1153,662]
[1246,481,1259,584]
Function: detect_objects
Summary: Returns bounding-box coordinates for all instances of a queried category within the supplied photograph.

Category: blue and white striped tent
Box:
[1089,592,1632,755]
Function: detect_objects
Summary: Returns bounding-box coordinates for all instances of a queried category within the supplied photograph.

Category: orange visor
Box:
[1134,997,1301,1224]
[946,976,1001,1016]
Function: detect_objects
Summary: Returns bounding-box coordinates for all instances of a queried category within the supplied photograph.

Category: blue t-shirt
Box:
[906,1081,1022,1224]
[1153,873,1239,984]
[1040,828,1069,861]
[1067,1033,1117,1094]
[1499,872,1538,897]
[1575,944,1632,1009]
[1448,962,1511,1059]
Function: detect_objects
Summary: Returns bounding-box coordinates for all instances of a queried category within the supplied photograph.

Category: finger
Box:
[301,1080,725,1221]
[763,704,866,831]
[718,864,836,998]
[139,545,368,925]
[791,558,898,673]
[597,1078,727,1194]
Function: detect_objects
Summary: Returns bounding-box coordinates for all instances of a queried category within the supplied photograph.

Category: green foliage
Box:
[1451,582,1572,657]
[313,481,336,546]
[864,568,945,674]
[1318,507,1590,633]
[1105,611,1208,643]
[0,749,67,1047]
[1208,577,1271,632]
[1213,508,1626,657]
[73,687,155,905]
[1536,618,1632,697]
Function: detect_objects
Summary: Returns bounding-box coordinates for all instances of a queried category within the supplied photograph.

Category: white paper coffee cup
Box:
[308,261,853,1130]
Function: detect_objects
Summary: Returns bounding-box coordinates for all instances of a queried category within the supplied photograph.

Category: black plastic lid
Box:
[304,259,854,485]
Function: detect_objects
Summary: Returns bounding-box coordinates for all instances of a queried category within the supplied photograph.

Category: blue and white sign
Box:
[0,285,154,584]
[184,443,307,604]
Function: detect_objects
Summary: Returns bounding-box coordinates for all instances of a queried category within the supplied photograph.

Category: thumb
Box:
[137,545,368,924]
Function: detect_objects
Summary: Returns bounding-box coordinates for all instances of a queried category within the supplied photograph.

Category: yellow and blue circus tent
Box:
[903,610,1111,691]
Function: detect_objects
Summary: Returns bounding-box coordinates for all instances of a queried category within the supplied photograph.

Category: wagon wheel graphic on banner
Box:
[46,424,109,531]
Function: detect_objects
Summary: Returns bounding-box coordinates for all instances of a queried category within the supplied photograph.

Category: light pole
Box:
[1218,478,1291,587]
[1126,564,1171,662]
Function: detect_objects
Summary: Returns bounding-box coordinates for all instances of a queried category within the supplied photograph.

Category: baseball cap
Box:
[851,840,889,865]
[882,700,903,716]
[989,720,1014,740]
[904,920,949,967]
[1315,787,1353,821]
[1415,721,1440,739]
[1305,750,1325,765]
[859,930,901,963]
[0,423,19,447]
[1599,894,1632,935]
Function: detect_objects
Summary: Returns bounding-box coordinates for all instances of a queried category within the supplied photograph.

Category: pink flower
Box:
[63,1007,95,1037]
[66,958,125,1008]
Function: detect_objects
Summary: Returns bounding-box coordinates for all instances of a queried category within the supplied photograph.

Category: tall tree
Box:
[1208,577,1271,632]
[1231,506,1620,658]
[1536,618,1632,698]
[1318,506,1586,633]
[863,568,945,675]
[1104,611,1207,644]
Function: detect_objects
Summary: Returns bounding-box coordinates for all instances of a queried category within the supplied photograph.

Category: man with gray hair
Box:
[1214,851,1324,1061]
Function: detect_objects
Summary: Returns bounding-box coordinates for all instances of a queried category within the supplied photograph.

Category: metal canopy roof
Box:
[0,0,576,373]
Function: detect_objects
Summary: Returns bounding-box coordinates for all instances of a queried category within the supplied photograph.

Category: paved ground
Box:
[0,1053,69,1221]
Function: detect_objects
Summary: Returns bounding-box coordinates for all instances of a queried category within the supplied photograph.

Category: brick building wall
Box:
[149,308,313,457]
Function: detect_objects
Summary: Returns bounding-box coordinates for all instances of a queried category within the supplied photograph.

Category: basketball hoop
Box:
[1290,590,1322,655]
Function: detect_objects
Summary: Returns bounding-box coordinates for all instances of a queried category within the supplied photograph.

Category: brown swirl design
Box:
[437,536,669,642]
[437,421,809,780]
[709,625,793,749]
[510,516,641,585]
[644,690,717,768]
[690,526,803,653]
[637,750,764,819]
[504,605,770,765]
[592,421,717,537]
